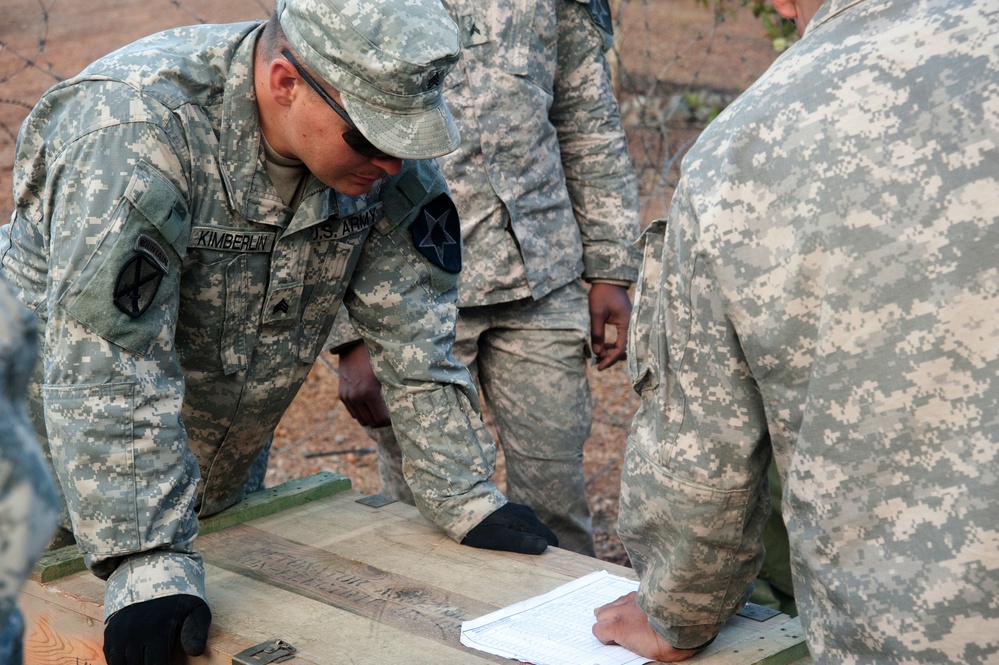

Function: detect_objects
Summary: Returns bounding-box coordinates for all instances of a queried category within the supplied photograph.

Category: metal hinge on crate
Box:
[233,639,297,664]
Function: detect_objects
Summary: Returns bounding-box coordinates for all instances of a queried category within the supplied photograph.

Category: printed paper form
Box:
[460,570,649,665]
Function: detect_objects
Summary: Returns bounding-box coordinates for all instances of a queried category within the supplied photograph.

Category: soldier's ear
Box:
[267,57,299,108]
[770,0,825,35]
[770,0,798,21]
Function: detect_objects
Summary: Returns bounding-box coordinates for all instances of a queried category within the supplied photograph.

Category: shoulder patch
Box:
[409,194,461,274]
[114,249,165,319]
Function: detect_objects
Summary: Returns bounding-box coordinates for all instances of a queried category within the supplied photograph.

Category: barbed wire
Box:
[0,0,778,224]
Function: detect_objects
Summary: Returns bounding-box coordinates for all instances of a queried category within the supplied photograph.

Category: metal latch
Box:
[233,639,297,665]
[356,493,397,508]
[737,602,780,622]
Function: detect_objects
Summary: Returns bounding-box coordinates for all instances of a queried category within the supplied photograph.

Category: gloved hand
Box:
[461,502,559,555]
[103,594,211,665]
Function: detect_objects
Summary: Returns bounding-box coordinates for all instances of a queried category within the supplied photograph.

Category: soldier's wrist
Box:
[585,278,633,288]
[332,339,365,356]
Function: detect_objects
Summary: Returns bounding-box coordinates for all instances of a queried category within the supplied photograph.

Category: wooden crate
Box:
[21,473,809,664]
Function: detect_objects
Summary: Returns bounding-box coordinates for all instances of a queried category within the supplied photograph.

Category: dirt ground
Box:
[0,0,780,565]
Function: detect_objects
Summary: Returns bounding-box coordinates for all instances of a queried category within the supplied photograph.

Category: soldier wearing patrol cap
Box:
[592,0,999,661]
[0,275,60,665]
[0,0,558,662]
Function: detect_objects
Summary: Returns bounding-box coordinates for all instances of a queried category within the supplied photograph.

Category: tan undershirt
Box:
[262,134,308,211]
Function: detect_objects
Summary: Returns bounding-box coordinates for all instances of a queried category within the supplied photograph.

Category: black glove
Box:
[103,594,211,665]
[461,502,559,555]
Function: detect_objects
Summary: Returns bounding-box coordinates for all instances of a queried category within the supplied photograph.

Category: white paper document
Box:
[460,570,649,665]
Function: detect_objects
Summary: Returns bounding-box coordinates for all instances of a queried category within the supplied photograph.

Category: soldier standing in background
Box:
[330,0,641,557]
[0,275,59,665]
[593,0,999,661]
[0,0,559,661]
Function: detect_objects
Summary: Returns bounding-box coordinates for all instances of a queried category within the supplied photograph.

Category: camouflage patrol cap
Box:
[276,0,461,160]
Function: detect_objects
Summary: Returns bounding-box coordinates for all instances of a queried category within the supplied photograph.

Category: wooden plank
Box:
[20,542,511,664]
[241,489,631,608]
[202,566,507,665]
[19,576,105,665]
[196,524,503,654]
[20,476,809,664]
[31,471,352,583]
[20,567,505,665]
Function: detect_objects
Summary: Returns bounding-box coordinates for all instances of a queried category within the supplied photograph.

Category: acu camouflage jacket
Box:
[620,0,999,659]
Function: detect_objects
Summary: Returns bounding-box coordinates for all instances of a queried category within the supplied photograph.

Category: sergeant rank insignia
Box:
[410,193,461,274]
[114,234,168,318]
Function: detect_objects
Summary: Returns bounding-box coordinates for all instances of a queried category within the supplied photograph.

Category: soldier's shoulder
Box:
[68,23,260,110]
[379,158,448,207]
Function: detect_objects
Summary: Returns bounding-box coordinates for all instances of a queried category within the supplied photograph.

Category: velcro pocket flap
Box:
[124,161,189,257]
[63,163,187,355]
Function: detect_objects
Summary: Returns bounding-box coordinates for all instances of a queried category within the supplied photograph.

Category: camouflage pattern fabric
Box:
[327,0,640,556]
[444,0,639,308]
[619,0,999,658]
[369,281,596,555]
[0,276,59,664]
[748,458,796,616]
[0,20,504,620]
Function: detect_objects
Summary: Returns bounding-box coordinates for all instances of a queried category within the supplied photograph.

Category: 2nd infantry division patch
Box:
[114,234,168,318]
[410,193,461,274]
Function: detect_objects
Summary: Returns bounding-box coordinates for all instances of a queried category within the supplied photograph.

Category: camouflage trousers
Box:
[370,280,596,556]
[748,459,797,617]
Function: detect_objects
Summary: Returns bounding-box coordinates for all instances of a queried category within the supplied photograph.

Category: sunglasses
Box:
[281,48,392,159]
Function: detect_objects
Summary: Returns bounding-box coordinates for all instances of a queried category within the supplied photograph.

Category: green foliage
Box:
[682,91,725,124]
[746,0,798,51]
[694,0,798,52]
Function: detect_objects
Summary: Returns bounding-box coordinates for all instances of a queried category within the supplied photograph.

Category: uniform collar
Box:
[219,25,332,228]
[804,0,870,36]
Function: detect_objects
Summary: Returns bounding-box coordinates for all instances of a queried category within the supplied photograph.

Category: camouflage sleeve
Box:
[21,110,204,618]
[617,183,770,648]
[551,0,641,284]
[343,164,505,541]
[323,303,364,354]
[0,277,60,634]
